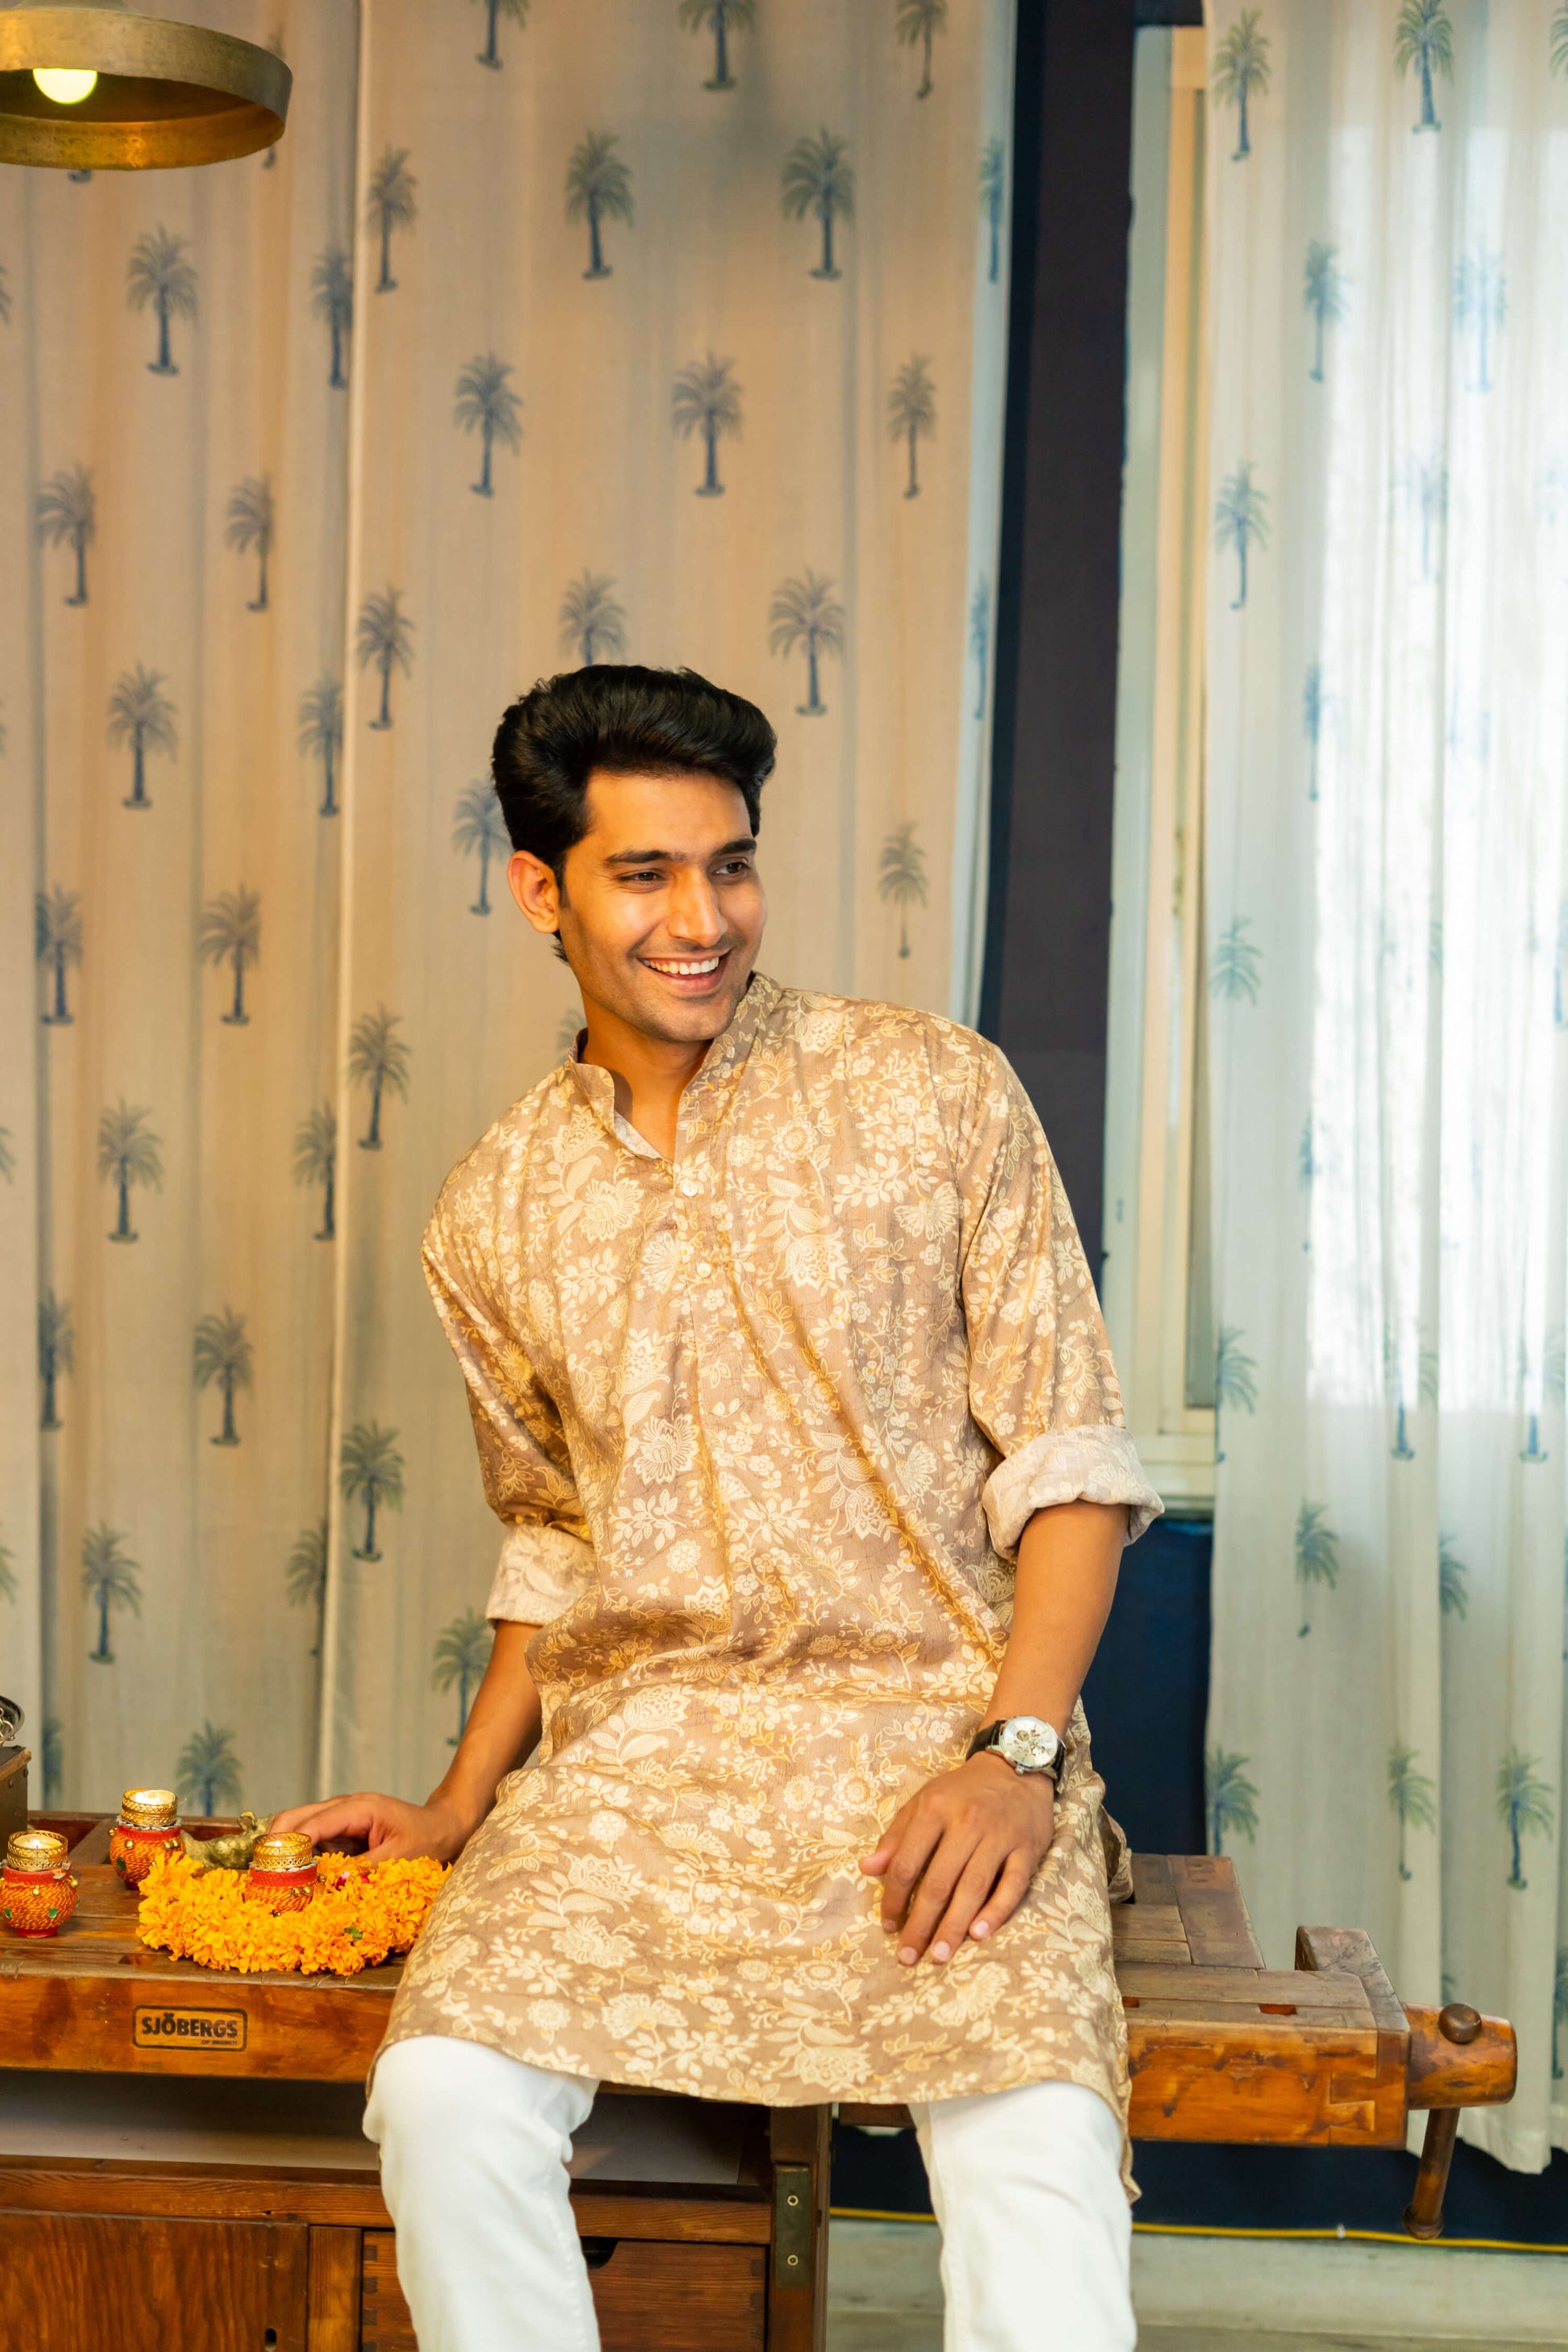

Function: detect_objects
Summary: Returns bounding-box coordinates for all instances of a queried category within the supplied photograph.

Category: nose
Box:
[664,868,727,947]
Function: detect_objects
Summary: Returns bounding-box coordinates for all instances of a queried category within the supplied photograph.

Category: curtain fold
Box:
[1,0,1014,1828]
[1204,0,1568,2172]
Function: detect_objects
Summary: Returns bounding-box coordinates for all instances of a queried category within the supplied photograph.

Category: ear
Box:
[508,850,561,937]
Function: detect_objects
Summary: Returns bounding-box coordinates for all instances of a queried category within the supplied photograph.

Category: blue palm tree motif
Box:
[969,579,990,720]
[297,677,343,816]
[888,356,937,498]
[38,1291,73,1432]
[679,0,756,91]
[979,139,1006,284]
[198,887,262,1025]
[366,147,417,292]
[896,0,948,100]
[672,354,742,496]
[176,1723,243,1818]
[1213,464,1268,608]
[1302,663,1328,799]
[1213,1325,1257,1462]
[1454,253,1505,392]
[292,1102,337,1240]
[558,573,627,666]
[127,225,197,375]
[1394,0,1453,133]
[310,247,353,387]
[348,1008,411,1150]
[1495,1748,1553,1889]
[1398,455,1447,581]
[35,463,96,606]
[1303,243,1348,382]
[107,665,177,809]
[1438,1530,1468,1619]
[475,0,529,68]
[286,1520,330,1657]
[193,1308,254,1447]
[782,130,854,280]
[453,780,510,914]
[224,477,274,611]
[82,1526,141,1663]
[769,571,844,716]
[356,587,414,729]
[35,885,82,1025]
[1210,917,1262,1003]
[1294,1501,1339,1637]
[1205,1748,1259,1855]
[340,1422,405,1561]
[1211,10,1270,160]
[566,132,634,280]
[433,1606,495,1744]
[1553,6,1568,76]
[454,353,523,496]
[98,1101,163,1242]
[1388,1744,1437,1880]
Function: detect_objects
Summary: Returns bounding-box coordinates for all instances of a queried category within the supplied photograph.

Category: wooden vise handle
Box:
[1401,2002,1516,2240]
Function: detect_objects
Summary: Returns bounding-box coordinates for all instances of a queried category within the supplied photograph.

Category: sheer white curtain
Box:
[1205,0,1568,2170]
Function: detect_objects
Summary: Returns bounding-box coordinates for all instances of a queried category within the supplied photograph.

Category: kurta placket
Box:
[381,977,1162,2186]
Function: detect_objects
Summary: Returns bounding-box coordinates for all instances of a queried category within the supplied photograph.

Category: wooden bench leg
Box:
[767,2105,831,2352]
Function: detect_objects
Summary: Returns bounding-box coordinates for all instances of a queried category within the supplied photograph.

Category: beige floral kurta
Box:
[384,976,1162,2157]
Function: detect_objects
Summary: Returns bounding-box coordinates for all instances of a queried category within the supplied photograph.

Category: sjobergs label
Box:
[133,2005,247,2051]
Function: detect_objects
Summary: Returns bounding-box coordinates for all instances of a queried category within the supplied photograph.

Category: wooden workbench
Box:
[0,1811,1516,2352]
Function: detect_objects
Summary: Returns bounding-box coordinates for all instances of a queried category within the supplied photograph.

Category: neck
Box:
[579,998,716,1159]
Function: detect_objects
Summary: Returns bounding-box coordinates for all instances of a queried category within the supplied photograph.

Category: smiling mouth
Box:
[639,952,728,982]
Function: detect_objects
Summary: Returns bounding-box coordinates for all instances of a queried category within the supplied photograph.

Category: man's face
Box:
[509,769,766,1046]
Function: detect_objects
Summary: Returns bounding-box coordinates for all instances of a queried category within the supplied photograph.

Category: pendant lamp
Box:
[0,0,289,169]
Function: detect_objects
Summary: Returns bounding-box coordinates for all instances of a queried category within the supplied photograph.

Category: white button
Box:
[680,1177,699,1197]
[696,1261,713,1279]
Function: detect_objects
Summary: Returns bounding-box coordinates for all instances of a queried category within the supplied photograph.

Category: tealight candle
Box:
[243,1830,317,1912]
[2,1829,78,1938]
[110,1788,182,1889]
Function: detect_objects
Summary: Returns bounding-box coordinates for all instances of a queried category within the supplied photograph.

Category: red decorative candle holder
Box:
[243,1830,317,1913]
[2,1831,78,1939]
[110,1787,182,1888]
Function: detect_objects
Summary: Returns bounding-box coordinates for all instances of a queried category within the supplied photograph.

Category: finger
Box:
[877,1811,945,1931]
[894,1827,978,1964]
[969,1848,1039,1942]
[282,1796,386,1847]
[926,1841,1014,1964]
[860,1801,915,1877]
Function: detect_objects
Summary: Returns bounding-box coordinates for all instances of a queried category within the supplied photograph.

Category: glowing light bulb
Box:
[33,68,99,106]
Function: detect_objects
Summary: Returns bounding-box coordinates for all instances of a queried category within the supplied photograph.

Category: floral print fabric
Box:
[382,977,1162,2158]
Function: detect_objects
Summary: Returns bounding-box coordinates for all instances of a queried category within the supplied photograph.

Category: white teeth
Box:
[645,956,721,975]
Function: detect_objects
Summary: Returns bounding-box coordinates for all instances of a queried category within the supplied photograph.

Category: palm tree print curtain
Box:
[1203,0,1568,2173]
[0,0,1014,1836]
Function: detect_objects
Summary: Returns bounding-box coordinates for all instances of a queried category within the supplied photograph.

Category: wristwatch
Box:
[967,1715,1064,1782]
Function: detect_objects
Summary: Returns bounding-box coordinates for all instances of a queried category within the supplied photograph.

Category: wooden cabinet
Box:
[361,2229,766,2352]
[0,2214,310,2351]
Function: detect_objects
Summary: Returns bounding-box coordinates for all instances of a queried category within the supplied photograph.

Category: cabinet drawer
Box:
[362,2227,766,2352]
[0,2213,309,2351]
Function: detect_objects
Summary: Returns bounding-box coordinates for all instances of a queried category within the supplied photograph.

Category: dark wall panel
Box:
[980,0,1136,1276]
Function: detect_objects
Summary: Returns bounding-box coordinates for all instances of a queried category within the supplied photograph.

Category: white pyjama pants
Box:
[364,2034,1135,2352]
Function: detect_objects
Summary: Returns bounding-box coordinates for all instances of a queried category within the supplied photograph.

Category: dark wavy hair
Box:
[491,664,777,881]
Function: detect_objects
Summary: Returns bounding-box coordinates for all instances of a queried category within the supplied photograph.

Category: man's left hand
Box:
[859,1753,1056,1966]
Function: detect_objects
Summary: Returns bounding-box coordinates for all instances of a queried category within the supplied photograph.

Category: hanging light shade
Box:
[0,1,289,170]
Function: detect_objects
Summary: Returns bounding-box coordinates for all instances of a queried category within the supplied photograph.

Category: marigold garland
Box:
[136,1850,449,1977]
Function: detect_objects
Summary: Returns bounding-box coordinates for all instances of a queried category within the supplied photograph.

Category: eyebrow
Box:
[602,838,757,867]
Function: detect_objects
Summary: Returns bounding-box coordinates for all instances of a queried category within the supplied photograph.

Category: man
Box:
[276,664,1161,2352]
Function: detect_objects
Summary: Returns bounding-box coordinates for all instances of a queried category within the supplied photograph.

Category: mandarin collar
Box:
[565,972,778,1154]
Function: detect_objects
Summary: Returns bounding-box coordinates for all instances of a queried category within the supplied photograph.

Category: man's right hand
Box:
[268,1791,475,1865]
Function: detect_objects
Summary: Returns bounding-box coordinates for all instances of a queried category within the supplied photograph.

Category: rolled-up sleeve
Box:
[954,1047,1164,1555]
[422,1193,595,1627]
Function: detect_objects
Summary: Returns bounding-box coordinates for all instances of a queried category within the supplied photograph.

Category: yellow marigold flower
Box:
[135,1851,448,1977]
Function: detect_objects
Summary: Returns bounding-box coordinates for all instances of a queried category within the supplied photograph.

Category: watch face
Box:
[997,1716,1060,1771]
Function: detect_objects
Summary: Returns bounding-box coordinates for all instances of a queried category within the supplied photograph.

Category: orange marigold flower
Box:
[135,1851,448,1977]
